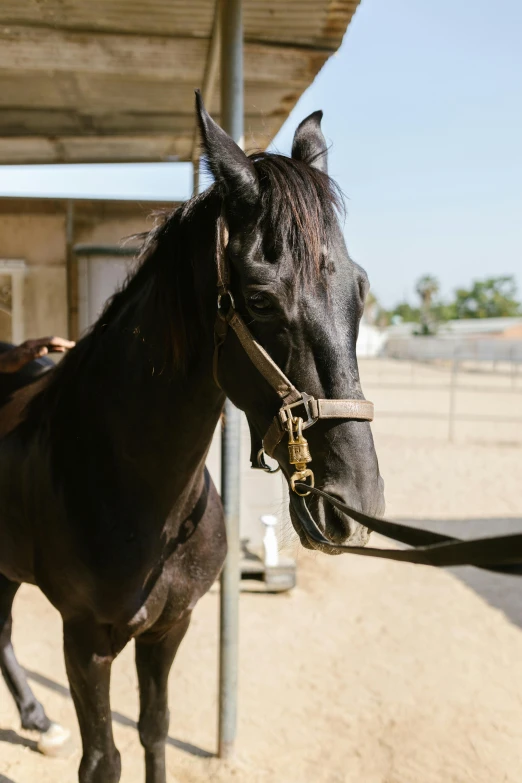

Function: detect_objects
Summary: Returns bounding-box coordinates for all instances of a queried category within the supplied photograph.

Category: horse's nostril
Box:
[314,490,370,546]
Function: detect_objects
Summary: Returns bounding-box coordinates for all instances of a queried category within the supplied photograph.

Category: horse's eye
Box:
[247,293,273,314]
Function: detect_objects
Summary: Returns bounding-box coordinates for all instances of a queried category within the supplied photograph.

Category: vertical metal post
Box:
[220,0,244,147]
[192,1,222,196]
[218,400,241,759]
[65,200,78,341]
[448,354,458,443]
[218,0,243,761]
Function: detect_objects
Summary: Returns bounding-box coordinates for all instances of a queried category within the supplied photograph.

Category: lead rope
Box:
[291,486,522,574]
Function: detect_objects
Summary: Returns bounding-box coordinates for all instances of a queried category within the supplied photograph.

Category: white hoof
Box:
[37,722,71,756]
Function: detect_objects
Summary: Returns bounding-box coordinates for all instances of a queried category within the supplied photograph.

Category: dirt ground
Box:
[1,359,522,783]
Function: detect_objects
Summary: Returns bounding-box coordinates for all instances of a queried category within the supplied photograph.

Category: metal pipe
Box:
[192,0,222,195]
[218,0,243,761]
[65,200,78,341]
[220,0,244,148]
[448,353,458,443]
[218,399,242,759]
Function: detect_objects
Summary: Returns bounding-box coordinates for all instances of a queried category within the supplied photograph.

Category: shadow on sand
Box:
[5,667,214,759]
[398,516,522,628]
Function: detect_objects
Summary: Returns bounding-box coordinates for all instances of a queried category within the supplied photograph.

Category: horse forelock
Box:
[250,152,343,284]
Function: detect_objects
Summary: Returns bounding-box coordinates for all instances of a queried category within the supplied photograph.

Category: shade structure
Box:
[0,0,361,164]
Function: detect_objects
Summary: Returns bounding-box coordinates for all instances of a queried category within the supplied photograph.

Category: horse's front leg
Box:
[135,613,191,783]
[63,618,121,783]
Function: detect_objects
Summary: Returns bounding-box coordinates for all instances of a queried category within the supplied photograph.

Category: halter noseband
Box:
[213,215,374,496]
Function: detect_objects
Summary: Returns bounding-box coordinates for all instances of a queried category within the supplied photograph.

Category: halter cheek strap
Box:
[213,215,374,486]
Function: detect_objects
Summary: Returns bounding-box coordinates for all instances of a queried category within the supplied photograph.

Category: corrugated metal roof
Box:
[0,0,361,164]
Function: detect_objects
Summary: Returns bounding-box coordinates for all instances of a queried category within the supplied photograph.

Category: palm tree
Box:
[364,290,378,324]
[415,275,439,334]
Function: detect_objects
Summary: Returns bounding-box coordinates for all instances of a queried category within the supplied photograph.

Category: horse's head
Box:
[197,96,385,551]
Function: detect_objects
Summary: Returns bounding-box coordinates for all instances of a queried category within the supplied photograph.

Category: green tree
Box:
[415,275,440,334]
[390,301,421,323]
[364,290,379,324]
[453,276,521,319]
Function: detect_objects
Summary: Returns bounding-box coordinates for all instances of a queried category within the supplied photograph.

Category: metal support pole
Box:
[220,0,244,147]
[448,355,458,443]
[218,400,241,759]
[65,200,78,341]
[192,0,222,196]
[218,0,243,761]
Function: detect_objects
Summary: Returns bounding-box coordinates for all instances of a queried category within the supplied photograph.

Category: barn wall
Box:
[0,197,175,343]
[0,206,67,340]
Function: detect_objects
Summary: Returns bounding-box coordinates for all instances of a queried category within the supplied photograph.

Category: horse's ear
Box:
[195,90,259,209]
[291,110,328,174]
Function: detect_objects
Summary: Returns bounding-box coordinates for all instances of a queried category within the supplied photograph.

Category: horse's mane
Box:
[28,151,342,417]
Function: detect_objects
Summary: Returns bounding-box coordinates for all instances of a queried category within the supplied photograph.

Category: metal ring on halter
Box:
[217,290,236,320]
[257,448,281,474]
[290,468,314,496]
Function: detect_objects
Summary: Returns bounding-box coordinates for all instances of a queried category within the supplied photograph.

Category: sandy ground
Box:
[1,359,522,783]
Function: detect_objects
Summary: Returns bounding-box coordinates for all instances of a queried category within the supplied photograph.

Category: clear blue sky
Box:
[0,0,520,308]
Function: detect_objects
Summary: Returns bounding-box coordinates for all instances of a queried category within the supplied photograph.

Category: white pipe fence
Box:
[363,338,522,443]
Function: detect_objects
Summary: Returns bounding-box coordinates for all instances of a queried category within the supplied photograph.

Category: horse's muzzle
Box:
[289,486,379,553]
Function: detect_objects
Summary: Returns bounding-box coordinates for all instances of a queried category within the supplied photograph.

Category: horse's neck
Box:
[48,212,224,514]
[82,335,223,506]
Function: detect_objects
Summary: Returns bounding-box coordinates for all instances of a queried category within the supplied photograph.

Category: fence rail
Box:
[385,336,522,363]
[361,347,522,444]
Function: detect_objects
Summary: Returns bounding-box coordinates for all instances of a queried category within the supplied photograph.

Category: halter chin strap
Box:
[213,214,374,478]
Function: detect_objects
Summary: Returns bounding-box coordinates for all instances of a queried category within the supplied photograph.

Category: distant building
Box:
[356,320,388,357]
[385,316,522,342]
[437,317,522,339]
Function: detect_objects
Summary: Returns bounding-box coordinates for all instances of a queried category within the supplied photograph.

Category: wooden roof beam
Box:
[0,26,329,85]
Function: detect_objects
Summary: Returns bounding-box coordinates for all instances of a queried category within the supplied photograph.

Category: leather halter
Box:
[213,215,373,480]
[212,215,522,573]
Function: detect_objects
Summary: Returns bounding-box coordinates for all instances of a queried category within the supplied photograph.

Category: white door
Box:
[77,253,133,334]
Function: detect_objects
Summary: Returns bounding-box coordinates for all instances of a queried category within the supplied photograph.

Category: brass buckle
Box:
[290,468,314,496]
[288,417,314,496]
[281,392,317,431]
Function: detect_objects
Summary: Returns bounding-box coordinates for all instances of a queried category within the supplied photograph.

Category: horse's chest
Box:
[127,552,218,638]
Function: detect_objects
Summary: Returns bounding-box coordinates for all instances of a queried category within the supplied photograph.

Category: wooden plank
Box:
[0,108,282,139]
[0,0,359,48]
[0,72,300,121]
[0,26,327,85]
[0,135,189,164]
[0,110,195,136]
[0,130,268,164]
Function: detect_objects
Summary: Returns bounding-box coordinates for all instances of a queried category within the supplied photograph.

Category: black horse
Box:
[0,96,384,783]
